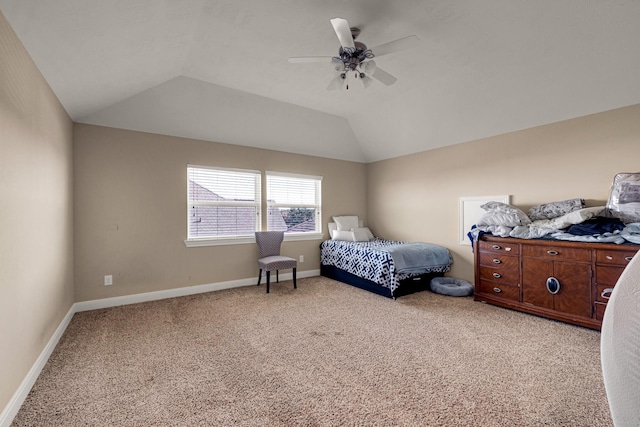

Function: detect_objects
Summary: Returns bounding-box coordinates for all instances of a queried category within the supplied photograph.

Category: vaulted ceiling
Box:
[2,0,639,163]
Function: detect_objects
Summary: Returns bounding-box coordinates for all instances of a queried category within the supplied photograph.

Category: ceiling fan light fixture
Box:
[361,76,374,89]
[362,60,377,75]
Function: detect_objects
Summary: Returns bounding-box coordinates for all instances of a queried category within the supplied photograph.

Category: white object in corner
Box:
[601,253,640,426]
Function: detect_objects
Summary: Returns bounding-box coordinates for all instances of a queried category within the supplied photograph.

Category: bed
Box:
[320,234,453,299]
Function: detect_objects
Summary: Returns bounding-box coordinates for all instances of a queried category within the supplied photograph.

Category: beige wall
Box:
[367,103,640,283]
[0,11,74,415]
[73,124,367,301]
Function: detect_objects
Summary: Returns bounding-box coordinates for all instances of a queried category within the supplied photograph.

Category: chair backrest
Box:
[255,231,285,258]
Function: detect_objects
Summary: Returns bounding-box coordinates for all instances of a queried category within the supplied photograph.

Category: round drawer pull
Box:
[546,276,560,295]
[492,287,502,293]
[492,245,501,250]
[493,272,502,278]
[547,250,559,256]
[625,256,633,262]
[492,259,501,264]
[601,288,614,300]
[606,256,613,260]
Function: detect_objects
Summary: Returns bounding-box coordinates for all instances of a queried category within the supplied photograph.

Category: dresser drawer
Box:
[478,240,520,255]
[596,250,637,265]
[522,245,591,262]
[479,267,519,284]
[479,253,519,270]
[596,265,625,286]
[477,280,519,301]
[596,284,615,303]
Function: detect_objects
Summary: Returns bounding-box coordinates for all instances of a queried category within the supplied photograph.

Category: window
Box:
[266,171,322,238]
[186,165,261,245]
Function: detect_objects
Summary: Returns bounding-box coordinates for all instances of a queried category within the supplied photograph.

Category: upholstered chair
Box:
[255,231,297,293]
[601,252,640,426]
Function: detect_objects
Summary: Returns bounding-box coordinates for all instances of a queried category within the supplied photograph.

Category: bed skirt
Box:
[320,264,444,299]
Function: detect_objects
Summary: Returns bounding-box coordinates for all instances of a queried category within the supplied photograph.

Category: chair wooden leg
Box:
[293,268,297,289]
[266,271,270,293]
[257,269,262,285]
[276,270,279,283]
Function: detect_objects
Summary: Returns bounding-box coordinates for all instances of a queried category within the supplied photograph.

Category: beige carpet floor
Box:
[13,276,612,426]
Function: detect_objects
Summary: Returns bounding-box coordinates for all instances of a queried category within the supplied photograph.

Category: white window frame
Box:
[266,171,323,242]
[185,164,262,247]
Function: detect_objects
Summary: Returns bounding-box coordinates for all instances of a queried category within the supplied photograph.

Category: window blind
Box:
[266,172,322,234]
[187,165,261,239]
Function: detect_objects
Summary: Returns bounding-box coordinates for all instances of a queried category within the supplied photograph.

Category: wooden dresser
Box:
[474,235,638,330]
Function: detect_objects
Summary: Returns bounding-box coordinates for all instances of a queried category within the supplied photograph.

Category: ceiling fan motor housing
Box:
[338,41,374,71]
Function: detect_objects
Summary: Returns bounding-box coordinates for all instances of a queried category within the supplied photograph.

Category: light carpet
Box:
[12,276,612,426]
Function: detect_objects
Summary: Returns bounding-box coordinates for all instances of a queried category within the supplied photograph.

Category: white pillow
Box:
[333,216,360,231]
[477,211,527,227]
[352,227,374,241]
[533,206,605,230]
[328,222,338,238]
[332,230,355,241]
[351,228,370,242]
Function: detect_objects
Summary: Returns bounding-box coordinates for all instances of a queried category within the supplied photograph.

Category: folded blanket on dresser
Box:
[383,243,453,274]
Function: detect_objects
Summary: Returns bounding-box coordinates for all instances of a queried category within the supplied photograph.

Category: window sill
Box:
[184,237,256,247]
[184,232,325,247]
[283,232,324,242]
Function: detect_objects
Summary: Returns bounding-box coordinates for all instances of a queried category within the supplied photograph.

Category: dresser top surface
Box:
[478,235,639,251]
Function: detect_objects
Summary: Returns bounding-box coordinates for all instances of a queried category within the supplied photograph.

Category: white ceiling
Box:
[2,0,640,163]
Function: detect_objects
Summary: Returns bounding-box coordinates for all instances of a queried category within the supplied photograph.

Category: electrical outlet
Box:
[104,275,113,286]
[299,255,304,263]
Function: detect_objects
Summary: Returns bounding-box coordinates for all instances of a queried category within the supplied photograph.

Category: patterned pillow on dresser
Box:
[528,198,585,220]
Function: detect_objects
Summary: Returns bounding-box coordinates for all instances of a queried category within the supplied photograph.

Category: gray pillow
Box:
[528,198,585,220]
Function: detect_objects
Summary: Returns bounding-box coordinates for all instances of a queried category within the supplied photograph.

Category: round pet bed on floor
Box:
[430,277,474,297]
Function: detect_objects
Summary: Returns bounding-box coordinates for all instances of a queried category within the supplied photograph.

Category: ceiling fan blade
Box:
[330,18,355,49]
[288,56,334,63]
[361,75,374,89]
[370,35,419,57]
[326,74,346,91]
[371,66,398,86]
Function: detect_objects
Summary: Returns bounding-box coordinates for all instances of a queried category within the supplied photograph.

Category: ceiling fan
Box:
[288,18,419,90]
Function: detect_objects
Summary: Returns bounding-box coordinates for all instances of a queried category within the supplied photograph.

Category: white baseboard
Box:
[0,270,319,426]
[0,306,75,427]
[74,269,319,312]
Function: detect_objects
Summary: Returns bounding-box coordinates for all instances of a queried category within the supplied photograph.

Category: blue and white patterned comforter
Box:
[320,238,452,293]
